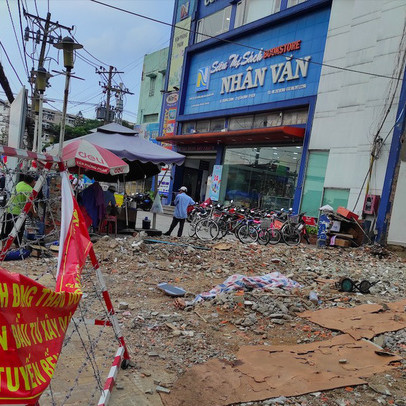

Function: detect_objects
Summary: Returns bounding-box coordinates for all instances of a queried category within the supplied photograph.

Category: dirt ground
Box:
[4,235,406,405]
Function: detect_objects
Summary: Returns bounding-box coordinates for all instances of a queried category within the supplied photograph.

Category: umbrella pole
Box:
[152,174,158,229]
[124,174,129,228]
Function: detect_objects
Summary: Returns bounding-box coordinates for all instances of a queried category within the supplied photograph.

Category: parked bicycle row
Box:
[187,202,311,246]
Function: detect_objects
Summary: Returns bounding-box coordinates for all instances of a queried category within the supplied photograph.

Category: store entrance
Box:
[183,167,201,202]
[175,155,216,203]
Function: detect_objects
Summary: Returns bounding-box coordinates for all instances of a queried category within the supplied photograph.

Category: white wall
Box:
[310,0,406,217]
[388,159,406,246]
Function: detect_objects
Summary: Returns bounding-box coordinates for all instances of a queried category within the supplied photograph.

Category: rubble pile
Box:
[6,235,405,405]
[89,235,406,405]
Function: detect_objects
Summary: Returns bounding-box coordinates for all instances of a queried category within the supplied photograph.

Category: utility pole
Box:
[105,66,113,125]
[96,66,132,124]
[24,10,73,150]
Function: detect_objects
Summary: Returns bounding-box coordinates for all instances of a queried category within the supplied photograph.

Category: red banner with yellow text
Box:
[0,172,92,404]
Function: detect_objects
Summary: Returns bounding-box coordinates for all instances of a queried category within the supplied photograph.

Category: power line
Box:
[71,33,109,68]
[90,0,404,82]
[0,41,24,86]
[6,0,30,79]
[17,0,31,80]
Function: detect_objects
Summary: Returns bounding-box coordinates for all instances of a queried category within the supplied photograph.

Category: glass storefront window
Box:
[235,0,282,28]
[196,7,232,43]
[220,145,302,209]
[300,151,329,218]
[196,120,210,133]
[287,0,307,8]
[210,118,226,132]
[322,188,350,211]
[229,115,254,131]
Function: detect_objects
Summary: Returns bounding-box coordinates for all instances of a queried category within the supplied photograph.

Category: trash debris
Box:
[336,277,378,293]
[157,283,186,297]
[212,242,232,251]
[309,291,320,305]
[185,272,301,306]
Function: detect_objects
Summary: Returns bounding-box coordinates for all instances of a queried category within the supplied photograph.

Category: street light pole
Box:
[53,36,82,157]
[58,69,71,157]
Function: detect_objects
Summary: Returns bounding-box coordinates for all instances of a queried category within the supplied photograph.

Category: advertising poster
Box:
[158,164,172,195]
[162,91,179,139]
[168,17,191,91]
[209,165,223,201]
[135,123,160,140]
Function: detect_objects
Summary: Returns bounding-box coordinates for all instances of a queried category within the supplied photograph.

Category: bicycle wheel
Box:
[281,224,301,246]
[216,219,229,239]
[188,221,197,237]
[195,219,219,241]
[267,228,281,245]
[237,224,258,244]
[257,228,270,245]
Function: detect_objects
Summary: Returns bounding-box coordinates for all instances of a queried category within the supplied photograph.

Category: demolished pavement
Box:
[7,234,406,405]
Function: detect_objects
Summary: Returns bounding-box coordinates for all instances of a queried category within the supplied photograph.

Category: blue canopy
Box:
[53,123,185,181]
[83,123,185,166]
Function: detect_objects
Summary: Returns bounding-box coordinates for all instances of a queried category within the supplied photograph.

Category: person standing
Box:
[103,185,117,215]
[1,174,36,246]
[164,186,195,237]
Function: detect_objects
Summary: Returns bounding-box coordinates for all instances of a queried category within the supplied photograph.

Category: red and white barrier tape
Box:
[0,145,61,162]
[97,346,125,406]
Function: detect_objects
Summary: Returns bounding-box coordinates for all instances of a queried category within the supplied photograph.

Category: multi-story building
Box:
[0,99,10,144]
[157,0,406,245]
[136,47,169,140]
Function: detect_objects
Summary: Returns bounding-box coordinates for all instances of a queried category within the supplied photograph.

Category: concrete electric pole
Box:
[96,66,133,124]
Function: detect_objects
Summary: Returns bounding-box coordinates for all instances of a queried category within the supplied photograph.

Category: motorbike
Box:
[131,192,153,211]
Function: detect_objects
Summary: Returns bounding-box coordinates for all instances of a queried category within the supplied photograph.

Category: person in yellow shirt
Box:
[1,174,36,246]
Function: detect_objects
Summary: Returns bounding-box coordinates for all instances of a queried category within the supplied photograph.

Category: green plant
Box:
[305,225,318,235]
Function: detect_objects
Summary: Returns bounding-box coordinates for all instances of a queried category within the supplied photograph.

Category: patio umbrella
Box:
[62,139,129,180]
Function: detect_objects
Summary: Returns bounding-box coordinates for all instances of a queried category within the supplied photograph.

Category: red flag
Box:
[56,172,92,293]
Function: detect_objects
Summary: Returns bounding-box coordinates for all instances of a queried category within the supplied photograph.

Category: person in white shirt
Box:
[164,186,195,237]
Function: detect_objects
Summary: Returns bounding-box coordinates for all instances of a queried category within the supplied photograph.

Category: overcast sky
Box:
[0,0,175,123]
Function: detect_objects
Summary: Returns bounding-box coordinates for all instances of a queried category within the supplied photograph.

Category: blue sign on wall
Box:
[183,8,330,116]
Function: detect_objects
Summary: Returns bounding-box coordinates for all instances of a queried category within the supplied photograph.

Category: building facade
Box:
[0,99,10,144]
[136,47,169,139]
[157,0,406,245]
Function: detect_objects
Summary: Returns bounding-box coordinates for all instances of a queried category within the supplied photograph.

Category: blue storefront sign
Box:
[183,8,330,115]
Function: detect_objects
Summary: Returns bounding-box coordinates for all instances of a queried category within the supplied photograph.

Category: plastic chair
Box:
[99,215,117,237]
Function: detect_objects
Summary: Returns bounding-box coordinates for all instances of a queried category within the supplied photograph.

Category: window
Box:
[148,76,156,97]
[196,120,210,133]
[322,188,350,212]
[182,121,197,134]
[221,146,302,209]
[300,151,329,218]
[143,114,158,123]
[196,7,231,43]
[283,109,308,125]
[210,118,225,132]
[229,115,254,131]
[287,0,307,7]
[235,0,281,28]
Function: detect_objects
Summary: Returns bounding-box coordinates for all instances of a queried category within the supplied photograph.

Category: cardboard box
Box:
[337,207,359,221]
[334,238,351,248]
[330,220,341,232]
